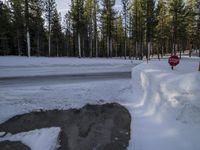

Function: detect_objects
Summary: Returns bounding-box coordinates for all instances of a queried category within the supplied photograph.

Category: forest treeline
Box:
[0,0,200,58]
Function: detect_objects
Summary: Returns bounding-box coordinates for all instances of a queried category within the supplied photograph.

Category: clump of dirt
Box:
[0,103,131,150]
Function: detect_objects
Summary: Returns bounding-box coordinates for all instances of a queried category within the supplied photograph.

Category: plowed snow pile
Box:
[130,58,200,150]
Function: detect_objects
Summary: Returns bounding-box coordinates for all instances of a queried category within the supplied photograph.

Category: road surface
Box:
[0,72,131,88]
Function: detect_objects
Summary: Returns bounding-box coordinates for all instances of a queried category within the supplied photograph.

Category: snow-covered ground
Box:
[0,127,60,150]
[0,56,200,150]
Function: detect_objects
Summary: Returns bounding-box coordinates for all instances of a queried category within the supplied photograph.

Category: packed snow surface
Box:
[0,127,61,150]
[0,56,200,150]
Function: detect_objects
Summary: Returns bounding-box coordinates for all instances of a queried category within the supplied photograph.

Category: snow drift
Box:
[0,127,61,150]
[131,58,200,124]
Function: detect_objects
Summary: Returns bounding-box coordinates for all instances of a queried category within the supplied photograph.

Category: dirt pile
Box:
[0,103,131,150]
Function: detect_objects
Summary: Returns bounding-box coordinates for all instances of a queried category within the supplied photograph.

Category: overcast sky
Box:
[56,0,122,17]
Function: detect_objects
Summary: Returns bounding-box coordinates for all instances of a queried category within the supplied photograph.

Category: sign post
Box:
[168,55,180,70]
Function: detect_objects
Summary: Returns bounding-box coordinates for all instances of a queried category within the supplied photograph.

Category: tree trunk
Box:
[17,30,21,56]
[124,40,127,59]
[17,39,20,56]
[147,42,151,60]
[90,37,93,57]
[95,37,98,57]
[78,33,81,58]
[57,41,59,57]
[25,0,30,57]
[107,36,109,57]
[48,34,51,56]
[37,34,40,56]
[27,31,30,57]
[48,0,51,57]
[124,11,127,60]
[93,0,98,57]
[161,45,163,58]
[110,38,112,57]
[135,41,138,59]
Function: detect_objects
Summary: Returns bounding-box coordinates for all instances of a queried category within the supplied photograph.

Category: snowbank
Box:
[129,58,200,150]
[0,127,61,150]
[132,58,200,123]
[0,56,139,67]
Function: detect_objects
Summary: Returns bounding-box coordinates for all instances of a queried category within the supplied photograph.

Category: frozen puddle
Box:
[0,103,131,150]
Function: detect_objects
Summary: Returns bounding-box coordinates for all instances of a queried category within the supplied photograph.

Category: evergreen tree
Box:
[101,0,116,57]
[69,0,85,57]
[51,9,63,56]
[195,0,200,56]
[185,0,196,56]
[24,0,31,57]
[84,0,94,57]
[155,0,171,58]
[115,15,124,57]
[30,0,46,56]
[0,1,12,55]
[169,0,187,55]
[130,0,145,59]
[122,0,130,59]
[93,0,99,57]
[64,12,73,56]
[9,0,25,55]
[145,0,156,59]
[45,0,56,56]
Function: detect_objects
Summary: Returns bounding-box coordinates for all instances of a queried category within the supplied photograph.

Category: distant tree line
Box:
[0,0,200,58]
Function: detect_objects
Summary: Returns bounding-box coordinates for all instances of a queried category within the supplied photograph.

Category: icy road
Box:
[0,72,131,87]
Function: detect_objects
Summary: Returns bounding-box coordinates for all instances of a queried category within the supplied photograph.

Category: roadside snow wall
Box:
[131,59,200,124]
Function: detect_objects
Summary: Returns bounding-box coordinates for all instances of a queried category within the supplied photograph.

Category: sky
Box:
[56,0,122,17]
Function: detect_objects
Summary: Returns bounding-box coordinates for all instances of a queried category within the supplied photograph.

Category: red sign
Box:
[168,55,180,67]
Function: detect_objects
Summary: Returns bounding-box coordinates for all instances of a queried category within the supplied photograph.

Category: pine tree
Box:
[169,0,187,55]
[115,15,124,57]
[122,0,130,59]
[45,0,56,56]
[24,0,31,57]
[185,0,196,56]
[145,0,156,59]
[195,0,200,56]
[130,0,145,59]
[93,0,99,57]
[101,0,116,57]
[84,0,94,57]
[64,12,73,56]
[51,9,62,56]
[155,0,171,58]
[0,1,12,55]
[30,0,46,56]
[69,0,85,57]
[9,0,25,55]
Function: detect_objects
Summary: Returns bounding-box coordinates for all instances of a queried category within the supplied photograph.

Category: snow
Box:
[0,56,141,78]
[0,127,61,150]
[0,56,200,150]
[129,58,200,150]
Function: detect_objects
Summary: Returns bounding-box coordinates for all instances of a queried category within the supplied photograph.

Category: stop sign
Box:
[168,55,180,67]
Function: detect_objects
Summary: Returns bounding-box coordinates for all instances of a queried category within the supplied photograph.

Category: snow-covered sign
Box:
[168,55,180,70]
